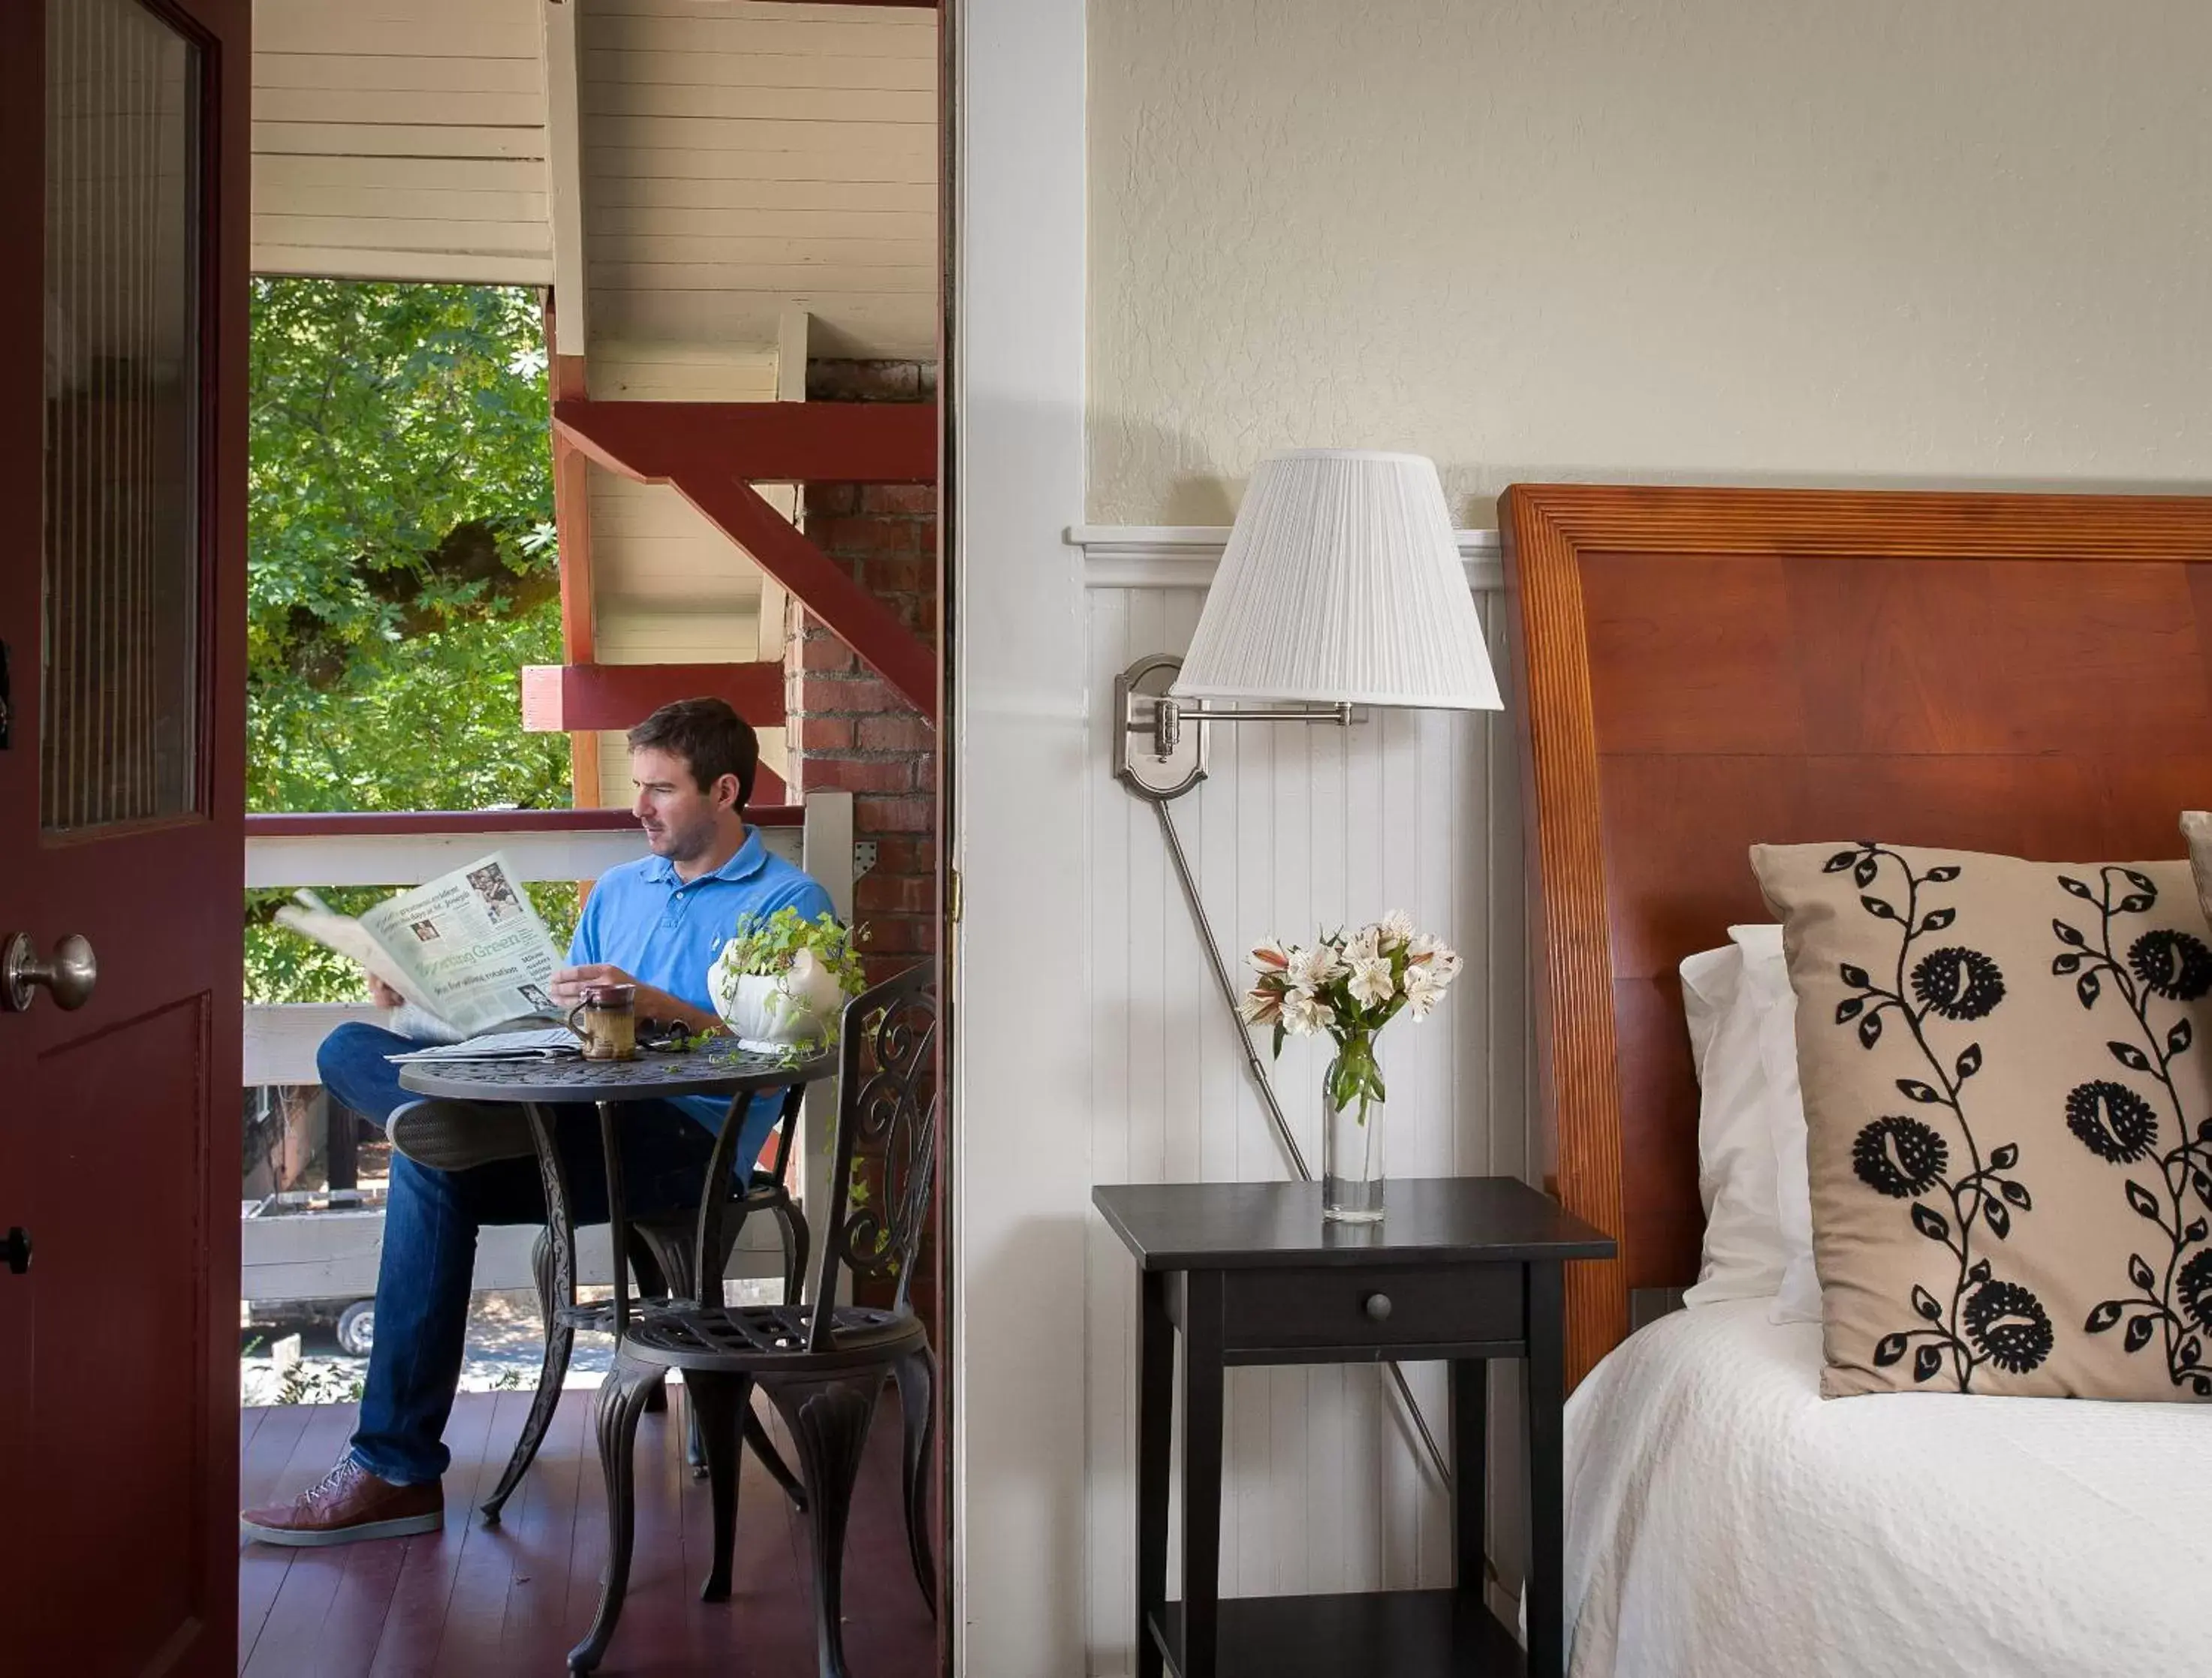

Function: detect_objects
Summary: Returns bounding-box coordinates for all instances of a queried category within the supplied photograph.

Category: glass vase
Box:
[1321,1038,1387,1223]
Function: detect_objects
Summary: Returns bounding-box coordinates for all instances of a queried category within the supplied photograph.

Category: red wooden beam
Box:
[520,661,787,734]
[555,399,936,484]
[556,402,939,721]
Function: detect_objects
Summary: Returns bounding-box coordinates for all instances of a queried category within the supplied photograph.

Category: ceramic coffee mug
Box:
[567,981,638,1061]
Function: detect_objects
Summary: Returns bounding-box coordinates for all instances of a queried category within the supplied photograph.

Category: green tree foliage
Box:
[246,280,577,1003]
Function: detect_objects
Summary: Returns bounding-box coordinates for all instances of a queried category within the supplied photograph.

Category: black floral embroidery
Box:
[2064,1080,2161,1164]
[1912,947,2007,1021]
[1828,844,2048,1389]
[2180,1249,2212,1336]
[1853,1116,1949,1198]
[2127,929,2212,1002]
[2055,868,2212,1396]
[1963,1279,2055,1375]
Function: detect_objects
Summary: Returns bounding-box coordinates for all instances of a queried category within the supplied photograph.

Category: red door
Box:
[0,0,247,1670]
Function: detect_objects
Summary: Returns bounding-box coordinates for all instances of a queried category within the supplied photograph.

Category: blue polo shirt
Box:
[571,827,836,1139]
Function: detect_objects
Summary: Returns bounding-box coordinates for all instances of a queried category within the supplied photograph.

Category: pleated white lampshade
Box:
[1170,450,1503,710]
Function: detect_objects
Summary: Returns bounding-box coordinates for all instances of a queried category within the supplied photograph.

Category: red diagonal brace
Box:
[556,400,938,722]
[682,477,937,720]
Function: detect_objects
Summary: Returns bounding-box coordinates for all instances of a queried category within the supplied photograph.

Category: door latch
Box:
[1,1228,29,1276]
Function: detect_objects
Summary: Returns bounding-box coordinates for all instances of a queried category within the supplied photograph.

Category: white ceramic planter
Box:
[708,948,846,1051]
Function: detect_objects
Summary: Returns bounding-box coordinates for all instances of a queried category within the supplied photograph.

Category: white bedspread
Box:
[1562,1299,2210,1678]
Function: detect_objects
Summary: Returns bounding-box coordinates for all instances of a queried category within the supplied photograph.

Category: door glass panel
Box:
[42,0,202,833]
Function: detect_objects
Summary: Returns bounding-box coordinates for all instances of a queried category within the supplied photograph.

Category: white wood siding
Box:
[251,0,553,282]
[588,601,782,811]
[1081,577,1534,1671]
[580,0,938,357]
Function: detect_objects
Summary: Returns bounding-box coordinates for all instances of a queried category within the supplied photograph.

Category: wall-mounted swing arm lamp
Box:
[1113,448,1502,801]
[1104,450,1505,1491]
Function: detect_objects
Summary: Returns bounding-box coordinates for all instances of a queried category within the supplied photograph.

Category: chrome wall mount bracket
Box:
[1113,653,1357,803]
[1113,654,1209,802]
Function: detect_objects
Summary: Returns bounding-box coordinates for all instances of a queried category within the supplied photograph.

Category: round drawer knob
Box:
[1363,1292,1393,1321]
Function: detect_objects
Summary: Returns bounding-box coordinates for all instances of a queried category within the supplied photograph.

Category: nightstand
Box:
[1092,1176,1614,1678]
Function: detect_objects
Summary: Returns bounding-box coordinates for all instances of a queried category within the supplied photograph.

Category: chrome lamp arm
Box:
[1113,653,1356,803]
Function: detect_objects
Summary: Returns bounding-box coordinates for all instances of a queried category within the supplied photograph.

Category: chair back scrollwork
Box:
[804,963,937,1351]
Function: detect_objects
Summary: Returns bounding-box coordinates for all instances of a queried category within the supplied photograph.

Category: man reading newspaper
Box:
[243,699,836,1547]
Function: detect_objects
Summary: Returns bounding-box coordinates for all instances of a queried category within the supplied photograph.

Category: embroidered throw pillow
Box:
[1752,841,2212,1402]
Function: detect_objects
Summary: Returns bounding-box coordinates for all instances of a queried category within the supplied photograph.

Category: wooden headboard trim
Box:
[1499,482,2212,1387]
[1503,493,1630,1384]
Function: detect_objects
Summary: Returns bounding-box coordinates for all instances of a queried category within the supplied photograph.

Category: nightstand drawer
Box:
[1218,1263,1522,1357]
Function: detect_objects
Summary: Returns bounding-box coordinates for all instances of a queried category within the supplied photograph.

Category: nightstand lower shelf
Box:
[1148,1591,1525,1677]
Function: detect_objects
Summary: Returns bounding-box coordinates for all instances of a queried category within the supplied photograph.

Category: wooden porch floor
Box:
[239,1388,936,1676]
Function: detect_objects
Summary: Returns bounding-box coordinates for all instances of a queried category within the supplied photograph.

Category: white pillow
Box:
[1734,926,1819,1324]
[1678,940,1787,1305]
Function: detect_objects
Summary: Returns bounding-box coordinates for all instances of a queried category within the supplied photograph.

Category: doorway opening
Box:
[231,2,949,1671]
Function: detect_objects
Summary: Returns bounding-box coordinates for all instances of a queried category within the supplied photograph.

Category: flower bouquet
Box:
[1239,911,1463,1222]
[708,908,869,1054]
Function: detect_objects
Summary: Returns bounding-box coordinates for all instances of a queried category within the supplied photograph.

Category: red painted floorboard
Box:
[239,1388,934,1676]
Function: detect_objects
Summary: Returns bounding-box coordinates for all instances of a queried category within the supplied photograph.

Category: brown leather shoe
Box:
[386,1098,535,1172]
[240,1457,444,1547]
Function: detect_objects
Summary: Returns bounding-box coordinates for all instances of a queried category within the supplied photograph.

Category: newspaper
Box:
[274,852,565,1038]
[385,1028,580,1063]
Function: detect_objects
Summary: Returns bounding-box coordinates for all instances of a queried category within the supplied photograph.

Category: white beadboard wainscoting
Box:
[1074,529,1535,1671]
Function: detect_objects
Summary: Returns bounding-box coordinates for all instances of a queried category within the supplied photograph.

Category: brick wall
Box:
[786,358,942,1326]
[785,358,940,985]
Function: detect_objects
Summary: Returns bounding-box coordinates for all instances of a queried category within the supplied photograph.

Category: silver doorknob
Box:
[2,932,98,1013]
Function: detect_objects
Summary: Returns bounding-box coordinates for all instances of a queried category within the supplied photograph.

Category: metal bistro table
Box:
[398,1040,838,1517]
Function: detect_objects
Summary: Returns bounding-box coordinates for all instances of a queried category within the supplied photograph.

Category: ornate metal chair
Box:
[478,1089,813,1523]
[569,964,939,1677]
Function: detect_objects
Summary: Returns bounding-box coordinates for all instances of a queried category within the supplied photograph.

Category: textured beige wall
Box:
[1088,0,2212,525]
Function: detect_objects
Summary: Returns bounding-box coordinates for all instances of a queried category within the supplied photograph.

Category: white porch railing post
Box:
[797,788,855,1304]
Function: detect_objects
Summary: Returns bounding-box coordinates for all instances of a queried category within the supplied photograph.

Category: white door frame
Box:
[947,0,1092,1672]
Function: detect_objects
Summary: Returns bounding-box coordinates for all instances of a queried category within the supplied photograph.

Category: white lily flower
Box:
[1407,933,1462,981]
[1238,986,1283,1026]
[1345,923,1382,964]
[1378,910,1416,950]
[1346,954,1395,1009]
[1287,944,1346,995]
[1249,940,1291,975]
[1282,989,1336,1037]
[1404,968,1446,1020]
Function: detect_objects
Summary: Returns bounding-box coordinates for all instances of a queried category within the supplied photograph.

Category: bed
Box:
[1498,484,2212,1676]
[1563,1298,2210,1677]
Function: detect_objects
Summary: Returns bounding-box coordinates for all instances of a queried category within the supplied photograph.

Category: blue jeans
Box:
[316,1022,780,1486]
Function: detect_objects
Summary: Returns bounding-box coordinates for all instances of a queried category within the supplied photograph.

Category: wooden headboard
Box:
[1498,484,2212,1385]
